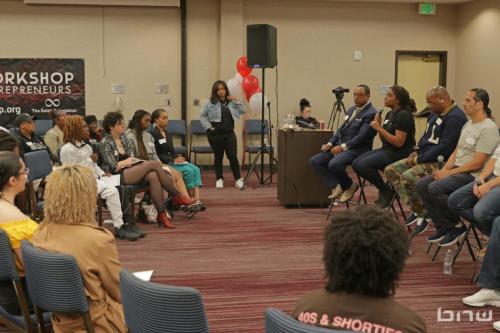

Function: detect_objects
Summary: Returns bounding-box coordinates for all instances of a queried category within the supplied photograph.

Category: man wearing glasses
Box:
[384,86,467,235]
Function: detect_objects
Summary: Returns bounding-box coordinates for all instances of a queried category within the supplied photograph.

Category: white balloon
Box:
[226,78,243,100]
[234,72,243,83]
[249,92,268,114]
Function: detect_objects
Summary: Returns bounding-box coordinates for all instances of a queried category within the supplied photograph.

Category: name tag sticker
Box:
[158,139,167,145]
[436,118,443,125]
[383,119,389,124]
[465,137,476,145]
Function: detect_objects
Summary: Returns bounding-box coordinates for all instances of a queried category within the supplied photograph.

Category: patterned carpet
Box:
[2,172,499,332]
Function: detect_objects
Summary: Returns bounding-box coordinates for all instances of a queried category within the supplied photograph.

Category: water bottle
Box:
[443,249,453,275]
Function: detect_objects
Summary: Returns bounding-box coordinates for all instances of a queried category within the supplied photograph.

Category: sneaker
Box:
[128,222,147,238]
[328,185,343,200]
[340,183,359,203]
[439,225,467,247]
[235,178,245,190]
[216,178,224,188]
[462,288,500,307]
[427,228,448,243]
[115,225,140,241]
[412,218,430,236]
[405,212,419,226]
[141,204,157,224]
[494,321,500,331]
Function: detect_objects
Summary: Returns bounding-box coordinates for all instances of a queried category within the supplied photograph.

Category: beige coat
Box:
[31,222,127,333]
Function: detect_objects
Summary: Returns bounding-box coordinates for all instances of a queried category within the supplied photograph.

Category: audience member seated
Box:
[151,108,205,203]
[385,86,467,234]
[125,109,200,211]
[84,114,104,143]
[353,85,416,207]
[99,111,195,229]
[295,98,318,129]
[416,88,499,247]
[44,110,67,161]
[13,113,49,156]
[0,131,20,155]
[292,206,426,333]
[31,164,127,332]
[0,151,39,315]
[310,84,377,203]
[462,216,500,332]
[448,143,500,236]
[60,115,143,241]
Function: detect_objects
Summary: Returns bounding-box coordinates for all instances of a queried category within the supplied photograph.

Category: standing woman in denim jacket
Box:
[200,80,246,189]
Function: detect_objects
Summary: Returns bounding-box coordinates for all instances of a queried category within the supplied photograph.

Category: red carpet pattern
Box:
[2,172,499,332]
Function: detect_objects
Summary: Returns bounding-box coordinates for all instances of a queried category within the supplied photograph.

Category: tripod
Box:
[241,68,278,190]
[327,94,347,131]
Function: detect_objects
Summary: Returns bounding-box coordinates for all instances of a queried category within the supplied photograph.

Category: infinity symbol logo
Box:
[45,99,61,107]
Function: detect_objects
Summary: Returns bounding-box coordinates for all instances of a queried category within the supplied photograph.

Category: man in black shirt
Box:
[13,113,49,156]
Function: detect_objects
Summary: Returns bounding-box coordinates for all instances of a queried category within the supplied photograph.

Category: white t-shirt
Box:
[494,145,500,177]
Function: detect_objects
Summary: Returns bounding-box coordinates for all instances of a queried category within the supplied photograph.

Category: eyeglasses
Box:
[18,168,30,177]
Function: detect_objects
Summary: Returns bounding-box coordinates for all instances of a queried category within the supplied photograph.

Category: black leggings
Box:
[207,130,241,180]
[122,160,179,212]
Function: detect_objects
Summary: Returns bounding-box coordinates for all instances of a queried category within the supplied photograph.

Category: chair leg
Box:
[426,242,433,254]
[432,245,441,261]
[83,312,95,333]
[326,198,335,220]
[35,306,48,333]
[452,226,474,266]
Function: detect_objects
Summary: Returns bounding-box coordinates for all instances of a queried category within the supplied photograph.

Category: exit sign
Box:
[419,3,436,15]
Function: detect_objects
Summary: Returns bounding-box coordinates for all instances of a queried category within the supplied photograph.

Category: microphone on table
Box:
[438,155,444,169]
[296,120,316,129]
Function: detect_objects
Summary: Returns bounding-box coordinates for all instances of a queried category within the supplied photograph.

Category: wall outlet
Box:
[111,84,125,94]
[193,99,200,106]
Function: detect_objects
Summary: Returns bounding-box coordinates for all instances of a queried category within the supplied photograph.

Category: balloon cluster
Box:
[226,56,268,114]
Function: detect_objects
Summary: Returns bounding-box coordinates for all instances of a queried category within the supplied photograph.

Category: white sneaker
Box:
[216,178,224,188]
[494,321,500,331]
[235,178,245,190]
[462,288,500,307]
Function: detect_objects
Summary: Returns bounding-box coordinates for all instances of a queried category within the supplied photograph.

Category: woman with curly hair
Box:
[292,206,426,333]
[31,164,127,332]
[353,85,416,207]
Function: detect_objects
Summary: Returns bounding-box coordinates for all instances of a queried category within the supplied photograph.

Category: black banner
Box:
[0,58,85,127]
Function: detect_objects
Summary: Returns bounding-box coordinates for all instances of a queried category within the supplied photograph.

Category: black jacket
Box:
[150,126,176,164]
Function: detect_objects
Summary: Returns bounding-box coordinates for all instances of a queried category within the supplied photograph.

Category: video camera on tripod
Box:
[328,86,349,130]
[332,86,350,101]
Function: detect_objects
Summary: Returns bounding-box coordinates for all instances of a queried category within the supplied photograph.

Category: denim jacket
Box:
[200,100,246,131]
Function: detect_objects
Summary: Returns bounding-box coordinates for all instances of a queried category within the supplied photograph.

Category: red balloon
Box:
[236,56,252,77]
[242,75,260,100]
[247,87,262,100]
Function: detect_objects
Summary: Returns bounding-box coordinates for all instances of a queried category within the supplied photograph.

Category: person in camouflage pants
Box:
[384,86,467,230]
[385,159,438,217]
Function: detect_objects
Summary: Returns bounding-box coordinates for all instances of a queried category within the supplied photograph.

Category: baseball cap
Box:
[15,113,37,127]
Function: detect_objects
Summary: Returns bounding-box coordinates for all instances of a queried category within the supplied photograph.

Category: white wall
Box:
[456,0,500,124]
[0,0,180,120]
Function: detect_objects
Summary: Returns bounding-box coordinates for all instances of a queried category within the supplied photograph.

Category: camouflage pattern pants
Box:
[384,159,439,216]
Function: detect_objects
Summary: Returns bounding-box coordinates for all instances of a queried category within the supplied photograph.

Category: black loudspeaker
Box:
[247,24,277,68]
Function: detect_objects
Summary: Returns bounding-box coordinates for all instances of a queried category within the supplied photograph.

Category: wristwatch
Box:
[475,177,485,186]
[341,143,348,151]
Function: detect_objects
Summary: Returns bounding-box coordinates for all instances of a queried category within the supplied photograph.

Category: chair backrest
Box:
[0,230,19,282]
[23,150,52,182]
[34,120,53,137]
[190,120,207,135]
[120,270,209,333]
[265,308,355,333]
[245,119,269,135]
[21,240,89,314]
[168,120,187,136]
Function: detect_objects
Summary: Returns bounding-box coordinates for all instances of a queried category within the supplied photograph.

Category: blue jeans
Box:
[448,179,500,236]
[478,217,500,290]
[416,173,474,231]
[309,150,363,191]
[352,149,394,191]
